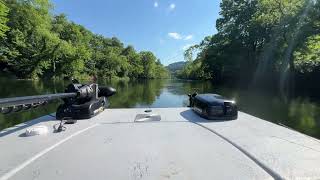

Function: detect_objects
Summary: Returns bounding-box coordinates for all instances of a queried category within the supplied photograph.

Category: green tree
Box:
[140,51,157,78]
[1,0,60,79]
[179,0,320,93]
[51,14,92,78]
[0,0,9,38]
[0,0,169,80]
[294,34,320,73]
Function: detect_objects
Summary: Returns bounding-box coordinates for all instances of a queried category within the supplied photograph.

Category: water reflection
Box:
[288,98,320,137]
[102,79,165,108]
[0,78,319,139]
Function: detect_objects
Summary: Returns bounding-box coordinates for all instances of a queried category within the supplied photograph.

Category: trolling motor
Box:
[0,82,116,123]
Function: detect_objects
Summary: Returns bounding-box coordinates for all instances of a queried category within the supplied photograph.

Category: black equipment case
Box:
[189,93,238,120]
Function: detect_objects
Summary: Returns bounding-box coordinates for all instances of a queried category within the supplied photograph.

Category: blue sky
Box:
[51,0,221,65]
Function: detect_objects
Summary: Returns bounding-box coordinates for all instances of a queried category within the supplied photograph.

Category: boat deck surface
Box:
[0,108,320,180]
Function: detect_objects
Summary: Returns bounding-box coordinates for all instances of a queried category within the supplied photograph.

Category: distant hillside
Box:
[166,61,186,73]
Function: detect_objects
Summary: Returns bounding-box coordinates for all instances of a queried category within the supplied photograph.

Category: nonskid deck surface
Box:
[0,108,320,180]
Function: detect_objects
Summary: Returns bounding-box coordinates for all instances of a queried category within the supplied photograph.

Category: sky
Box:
[51,0,221,66]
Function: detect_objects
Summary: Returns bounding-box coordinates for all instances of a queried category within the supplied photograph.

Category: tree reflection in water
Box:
[0,78,319,139]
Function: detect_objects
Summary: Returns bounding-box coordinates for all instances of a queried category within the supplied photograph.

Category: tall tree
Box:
[0,0,168,80]
[180,0,320,93]
[0,0,9,38]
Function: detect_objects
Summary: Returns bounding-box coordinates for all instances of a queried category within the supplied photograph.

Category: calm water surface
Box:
[0,78,319,139]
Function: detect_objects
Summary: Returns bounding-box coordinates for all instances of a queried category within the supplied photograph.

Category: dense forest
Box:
[0,0,169,80]
[178,0,320,94]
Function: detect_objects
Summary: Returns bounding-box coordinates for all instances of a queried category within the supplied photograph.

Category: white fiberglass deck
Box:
[0,108,320,180]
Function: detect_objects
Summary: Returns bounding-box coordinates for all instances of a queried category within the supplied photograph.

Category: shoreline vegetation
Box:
[176,0,320,96]
[1,0,320,97]
[0,0,169,80]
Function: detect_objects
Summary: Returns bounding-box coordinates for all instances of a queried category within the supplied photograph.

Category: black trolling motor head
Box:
[56,83,116,122]
[0,82,117,123]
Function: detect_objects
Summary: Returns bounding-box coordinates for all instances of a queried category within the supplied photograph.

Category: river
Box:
[0,78,319,139]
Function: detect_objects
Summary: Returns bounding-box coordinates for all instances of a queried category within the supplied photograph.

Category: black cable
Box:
[53,119,67,133]
[57,120,66,132]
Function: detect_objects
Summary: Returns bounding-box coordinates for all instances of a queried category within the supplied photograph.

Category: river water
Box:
[0,78,319,139]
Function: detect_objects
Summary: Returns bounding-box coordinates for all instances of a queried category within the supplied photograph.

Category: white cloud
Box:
[182,44,194,50]
[154,2,158,7]
[168,32,182,40]
[168,33,194,41]
[169,3,176,11]
[184,35,193,40]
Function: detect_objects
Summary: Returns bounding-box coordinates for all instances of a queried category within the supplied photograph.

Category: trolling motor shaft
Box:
[0,82,116,122]
[0,93,77,114]
[0,93,77,109]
